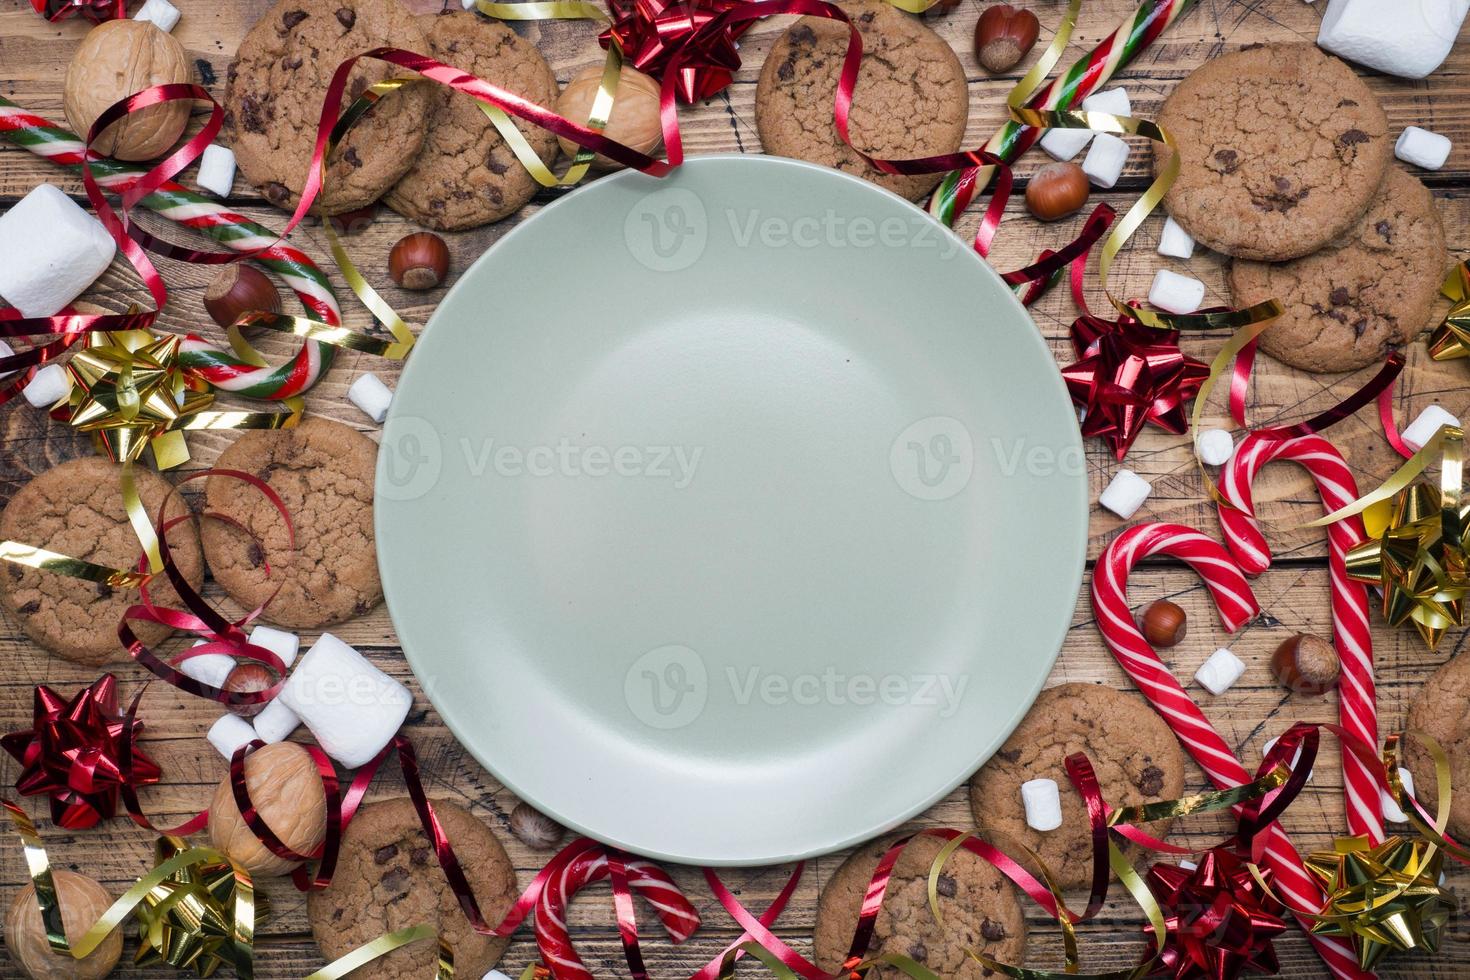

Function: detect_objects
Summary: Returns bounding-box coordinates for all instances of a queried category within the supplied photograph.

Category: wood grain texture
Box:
[1,0,1469,976]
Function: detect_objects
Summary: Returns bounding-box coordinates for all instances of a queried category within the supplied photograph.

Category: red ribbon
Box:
[29,0,123,23]
[0,674,161,830]
[601,0,752,103]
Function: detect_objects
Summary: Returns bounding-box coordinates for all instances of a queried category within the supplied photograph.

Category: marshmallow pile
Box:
[1040,87,1136,190]
[202,631,413,768]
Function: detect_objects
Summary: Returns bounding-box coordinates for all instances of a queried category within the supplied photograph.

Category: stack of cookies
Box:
[223,0,558,231]
[1154,43,1449,374]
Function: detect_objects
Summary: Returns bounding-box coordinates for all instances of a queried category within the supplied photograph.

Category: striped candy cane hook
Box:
[1092,523,1371,980]
[1217,434,1382,844]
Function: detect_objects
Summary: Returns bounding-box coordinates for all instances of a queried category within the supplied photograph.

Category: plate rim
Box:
[378,153,1088,866]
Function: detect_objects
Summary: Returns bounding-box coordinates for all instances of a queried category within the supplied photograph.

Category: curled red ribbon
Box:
[29,0,122,23]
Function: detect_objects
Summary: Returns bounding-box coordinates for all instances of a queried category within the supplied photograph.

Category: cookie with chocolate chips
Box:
[1230,169,1447,373]
[1404,653,1470,841]
[224,0,432,215]
[201,417,381,628]
[0,457,205,666]
[968,683,1186,890]
[814,833,1025,978]
[1153,43,1391,261]
[383,12,558,230]
[754,0,968,201]
[308,797,516,980]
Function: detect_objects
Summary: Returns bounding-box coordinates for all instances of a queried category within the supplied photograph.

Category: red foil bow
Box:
[1143,848,1287,980]
[1061,314,1209,460]
[1,675,160,830]
[601,0,751,102]
[30,0,124,22]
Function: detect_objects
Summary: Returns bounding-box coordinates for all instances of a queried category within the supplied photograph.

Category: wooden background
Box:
[2,0,1469,975]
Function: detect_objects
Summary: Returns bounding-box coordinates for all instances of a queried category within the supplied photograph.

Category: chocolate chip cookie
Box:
[968,683,1186,890]
[755,0,968,201]
[308,798,516,979]
[1153,44,1391,261]
[224,0,433,215]
[814,833,1025,978]
[201,417,380,628]
[383,12,558,230]
[1404,654,1470,841]
[1230,169,1447,373]
[0,457,204,666]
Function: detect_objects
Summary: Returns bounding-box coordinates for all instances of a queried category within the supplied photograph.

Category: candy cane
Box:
[536,845,700,980]
[0,97,336,400]
[1092,523,1370,980]
[928,0,1196,226]
[1217,434,1382,845]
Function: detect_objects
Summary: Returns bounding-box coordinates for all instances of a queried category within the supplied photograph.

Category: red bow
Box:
[600,0,751,103]
[30,0,125,23]
[1060,314,1209,461]
[1143,848,1288,980]
[1,675,161,830]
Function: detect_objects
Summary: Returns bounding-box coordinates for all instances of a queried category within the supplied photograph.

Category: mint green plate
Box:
[376,155,1086,866]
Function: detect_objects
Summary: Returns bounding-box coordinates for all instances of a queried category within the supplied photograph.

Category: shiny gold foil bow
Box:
[1337,426,1469,647]
[133,836,265,978]
[1303,834,1453,971]
[1425,262,1470,362]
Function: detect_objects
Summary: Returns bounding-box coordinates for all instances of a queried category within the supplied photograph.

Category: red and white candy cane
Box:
[537,844,700,980]
[1217,433,1382,844]
[1092,523,1370,980]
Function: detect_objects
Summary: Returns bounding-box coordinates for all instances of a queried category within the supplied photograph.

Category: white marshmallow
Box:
[0,185,116,318]
[1318,0,1469,80]
[348,372,394,424]
[1039,127,1093,162]
[1148,269,1206,315]
[252,697,302,744]
[1082,87,1131,119]
[1396,126,1453,171]
[196,144,237,198]
[1082,133,1130,189]
[22,363,70,409]
[462,0,477,8]
[1382,767,1416,823]
[1402,405,1459,451]
[0,340,14,382]
[1196,428,1235,466]
[133,0,180,33]
[1157,216,1196,259]
[180,639,235,689]
[1100,469,1152,519]
[482,972,513,980]
[1020,778,1063,832]
[1178,859,1197,872]
[247,624,300,670]
[1263,736,1314,783]
[1195,648,1246,696]
[278,633,412,768]
[208,714,257,760]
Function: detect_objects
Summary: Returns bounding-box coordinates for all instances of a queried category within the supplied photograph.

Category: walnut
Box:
[208,741,327,877]
[555,64,662,169]
[4,870,122,980]
[63,20,192,161]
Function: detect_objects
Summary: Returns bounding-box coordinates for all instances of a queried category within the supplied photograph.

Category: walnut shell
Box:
[64,20,191,161]
[555,64,662,169]
[209,741,327,877]
[5,870,122,980]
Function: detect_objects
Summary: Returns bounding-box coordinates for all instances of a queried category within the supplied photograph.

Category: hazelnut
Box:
[509,801,565,850]
[208,742,328,877]
[222,660,276,717]
[203,264,281,328]
[974,4,1040,75]
[1025,162,1090,222]
[1137,599,1187,648]
[555,65,662,170]
[388,232,450,291]
[64,21,191,161]
[5,870,122,980]
[1271,633,1340,696]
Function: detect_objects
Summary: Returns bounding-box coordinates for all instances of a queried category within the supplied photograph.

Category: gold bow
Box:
[1304,834,1453,971]
[1426,262,1470,362]
[132,836,266,978]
